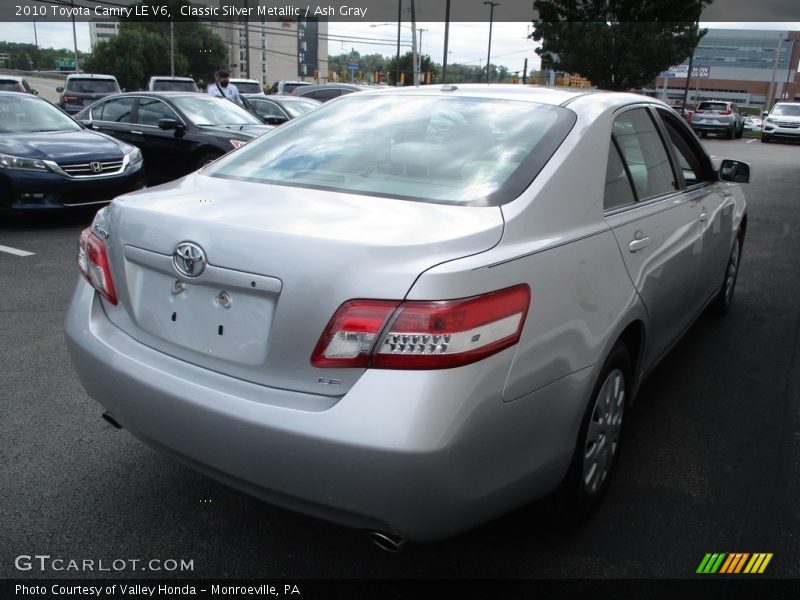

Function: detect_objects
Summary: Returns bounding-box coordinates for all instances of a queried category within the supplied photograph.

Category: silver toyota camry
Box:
[66,85,750,546]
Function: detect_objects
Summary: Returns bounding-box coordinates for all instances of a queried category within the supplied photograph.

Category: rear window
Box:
[698,102,729,111]
[67,78,119,93]
[0,81,22,92]
[235,82,263,94]
[282,82,309,94]
[206,94,576,206]
[152,80,197,92]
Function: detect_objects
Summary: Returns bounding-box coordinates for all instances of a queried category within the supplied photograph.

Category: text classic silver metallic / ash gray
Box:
[66,85,750,546]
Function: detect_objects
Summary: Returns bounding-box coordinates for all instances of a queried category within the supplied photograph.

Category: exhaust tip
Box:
[367,531,407,553]
[101,412,123,429]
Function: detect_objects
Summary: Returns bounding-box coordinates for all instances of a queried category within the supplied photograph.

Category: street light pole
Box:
[483,1,499,84]
[410,0,418,86]
[396,0,402,86]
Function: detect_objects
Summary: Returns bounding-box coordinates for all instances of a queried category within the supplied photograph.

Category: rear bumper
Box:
[65,280,593,542]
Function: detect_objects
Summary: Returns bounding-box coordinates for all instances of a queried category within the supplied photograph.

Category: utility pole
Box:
[767,33,786,110]
[442,0,451,83]
[395,0,402,86]
[70,0,79,72]
[170,21,175,76]
[483,2,499,84]
[410,0,418,86]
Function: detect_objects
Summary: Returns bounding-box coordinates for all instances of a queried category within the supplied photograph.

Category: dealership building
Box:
[650,28,800,109]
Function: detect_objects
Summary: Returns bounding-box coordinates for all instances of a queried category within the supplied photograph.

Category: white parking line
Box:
[747,138,758,143]
[0,244,35,257]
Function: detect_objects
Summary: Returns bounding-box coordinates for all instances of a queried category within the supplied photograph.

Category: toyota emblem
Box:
[173,242,207,278]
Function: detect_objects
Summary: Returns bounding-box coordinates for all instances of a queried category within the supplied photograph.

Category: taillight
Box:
[78,228,117,304]
[61,94,78,104]
[311,285,530,370]
[720,109,732,115]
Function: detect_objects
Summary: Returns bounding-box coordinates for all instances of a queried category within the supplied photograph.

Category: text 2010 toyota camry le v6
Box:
[66,85,750,547]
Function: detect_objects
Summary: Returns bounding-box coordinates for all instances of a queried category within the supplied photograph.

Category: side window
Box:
[604,141,636,210]
[612,108,675,201]
[254,100,284,118]
[94,97,134,123]
[137,97,179,127]
[656,108,714,187]
[307,89,340,102]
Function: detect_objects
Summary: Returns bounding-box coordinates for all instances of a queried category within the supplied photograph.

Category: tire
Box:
[761,135,769,143]
[196,153,222,170]
[700,131,707,138]
[727,126,735,140]
[735,125,743,139]
[711,232,743,315]
[554,341,632,520]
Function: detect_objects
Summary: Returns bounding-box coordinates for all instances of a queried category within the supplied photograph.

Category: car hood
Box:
[99,172,504,396]
[0,130,127,161]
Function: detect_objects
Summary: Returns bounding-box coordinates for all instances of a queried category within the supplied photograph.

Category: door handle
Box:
[130,130,143,135]
[628,237,652,252]
[699,208,709,222]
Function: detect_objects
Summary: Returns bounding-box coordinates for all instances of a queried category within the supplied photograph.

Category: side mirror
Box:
[121,88,127,93]
[762,111,769,117]
[32,89,38,95]
[56,86,64,93]
[264,116,289,125]
[157,118,183,131]
[719,159,751,184]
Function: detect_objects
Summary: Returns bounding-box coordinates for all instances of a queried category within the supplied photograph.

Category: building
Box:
[88,0,328,87]
[650,29,800,109]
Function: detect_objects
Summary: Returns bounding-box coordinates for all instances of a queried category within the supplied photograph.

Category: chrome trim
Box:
[46,153,130,179]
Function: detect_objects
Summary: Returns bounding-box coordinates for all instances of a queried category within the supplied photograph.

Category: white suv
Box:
[146,76,199,92]
[761,102,800,143]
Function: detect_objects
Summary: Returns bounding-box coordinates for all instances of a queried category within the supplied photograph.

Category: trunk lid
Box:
[100,173,504,396]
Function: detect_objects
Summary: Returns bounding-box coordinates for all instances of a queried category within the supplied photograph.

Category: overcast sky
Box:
[0,21,798,74]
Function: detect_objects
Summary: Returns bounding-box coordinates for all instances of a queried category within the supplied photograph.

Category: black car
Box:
[242,95,321,125]
[290,83,372,102]
[74,92,273,184]
[0,91,144,213]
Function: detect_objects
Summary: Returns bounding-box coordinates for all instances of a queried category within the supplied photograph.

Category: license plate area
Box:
[123,246,281,365]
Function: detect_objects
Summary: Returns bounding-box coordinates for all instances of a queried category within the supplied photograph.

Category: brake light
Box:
[78,228,117,304]
[311,285,530,370]
[720,109,732,115]
[61,94,79,104]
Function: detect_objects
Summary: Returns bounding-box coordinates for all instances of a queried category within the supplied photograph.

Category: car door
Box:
[654,107,735,311]
[83,96,138,147]
[134,96,195,183]
[603,106,704,368]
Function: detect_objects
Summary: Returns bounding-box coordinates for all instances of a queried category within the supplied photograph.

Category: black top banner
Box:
[0,0,798,22]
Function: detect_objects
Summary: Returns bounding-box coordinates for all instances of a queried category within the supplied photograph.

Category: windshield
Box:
[772,104,800,117]
[67,78,119,93]
[235,82,263,94]
[171,95,263,126]
[282,99,319,117]
[153,80,198,92]
[0,94,81,133]
[206,94,575,206]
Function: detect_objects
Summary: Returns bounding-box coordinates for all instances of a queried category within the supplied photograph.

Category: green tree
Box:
[386,52,438,86]
[530,0,711,90]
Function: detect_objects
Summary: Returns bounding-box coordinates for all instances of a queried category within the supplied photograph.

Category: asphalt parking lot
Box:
[1,138,799,587]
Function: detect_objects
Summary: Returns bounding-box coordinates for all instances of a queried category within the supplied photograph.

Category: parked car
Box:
[761,101,800,143]
[0,76,37,95]
[56,74,121,115]
[690,100,745,139]
[0,91,143,213]
[146,76,199,92]
[268,80,311,95]
[743,115,763,131]
[74,91,272,184]
[290,83,372,102]
[230,78,265,96]
[242,95,321,124]
[66,85,749,546]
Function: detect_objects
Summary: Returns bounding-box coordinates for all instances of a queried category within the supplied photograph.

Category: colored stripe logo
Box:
[697,553,773,574]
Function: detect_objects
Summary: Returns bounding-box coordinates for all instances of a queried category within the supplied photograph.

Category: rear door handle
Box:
[699,208,709,222]
[130,130,143,135]
[628,237,652,252]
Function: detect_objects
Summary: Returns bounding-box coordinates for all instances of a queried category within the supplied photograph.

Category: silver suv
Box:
[56,74,121,115]
[761,102,800,143]
[690,100,745,139]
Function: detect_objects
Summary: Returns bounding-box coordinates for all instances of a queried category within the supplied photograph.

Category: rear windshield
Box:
[67,78,119,93]
[698,102,729,111]
[235,82,263,94]
[282,83,309,94]
[152,80,197,92]
[206,94,576,206]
